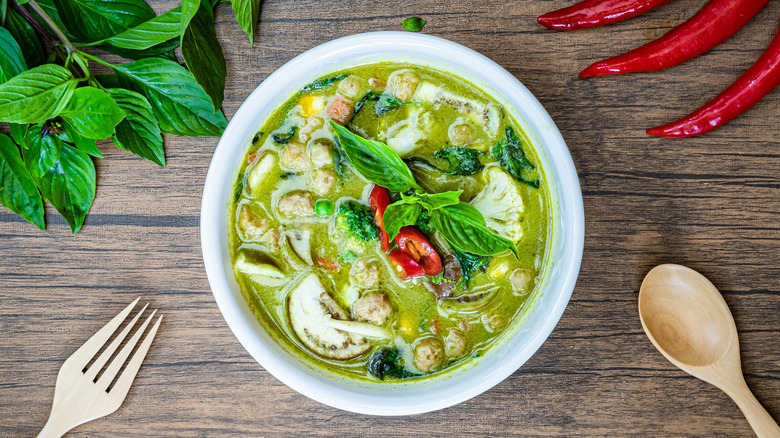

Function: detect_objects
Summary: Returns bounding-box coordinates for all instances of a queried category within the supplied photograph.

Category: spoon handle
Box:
[726,382,780,438]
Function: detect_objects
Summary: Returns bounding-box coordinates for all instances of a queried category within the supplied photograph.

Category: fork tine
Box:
[97,309,157,391]
[109,315,162,399]
[84,303,149,380]
[66,297,141,369]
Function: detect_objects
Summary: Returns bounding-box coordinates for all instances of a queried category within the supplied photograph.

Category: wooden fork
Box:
[38,297,163,438]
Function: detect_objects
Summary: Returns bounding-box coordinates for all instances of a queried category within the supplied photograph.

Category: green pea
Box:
[315,199,333,217]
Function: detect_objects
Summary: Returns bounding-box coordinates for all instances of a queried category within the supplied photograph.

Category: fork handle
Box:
[37,414,74,438]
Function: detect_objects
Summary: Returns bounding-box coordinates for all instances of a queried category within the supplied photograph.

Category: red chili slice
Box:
[538,0,676,31]
[394,226,443,277]
[579,0,770,78]
[369,184,390,251]
[647,24,780,138]
[388,250,425,280]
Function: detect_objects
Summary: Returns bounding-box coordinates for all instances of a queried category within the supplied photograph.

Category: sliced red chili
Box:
[369,184,390,251]
[388,250,425,280]
[394,226,443,277]
[538,0,675,31]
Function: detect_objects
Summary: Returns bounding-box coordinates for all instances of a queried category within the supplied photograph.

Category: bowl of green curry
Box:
[201,31,584,415]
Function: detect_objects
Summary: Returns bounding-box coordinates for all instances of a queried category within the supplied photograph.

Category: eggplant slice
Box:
[288,273,372,360]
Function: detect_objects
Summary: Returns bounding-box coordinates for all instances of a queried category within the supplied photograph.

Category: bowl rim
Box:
[201,31,584,415]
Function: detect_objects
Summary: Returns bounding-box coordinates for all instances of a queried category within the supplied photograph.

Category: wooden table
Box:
[2,0,779,436]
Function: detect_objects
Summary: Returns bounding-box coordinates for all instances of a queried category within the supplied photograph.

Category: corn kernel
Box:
[489,262,510,280]
[299,95,325,117]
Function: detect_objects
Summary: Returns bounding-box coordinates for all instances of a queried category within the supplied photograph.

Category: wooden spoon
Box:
[639,264,780,437]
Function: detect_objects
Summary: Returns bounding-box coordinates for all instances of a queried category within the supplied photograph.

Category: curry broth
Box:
[229,62,550,382]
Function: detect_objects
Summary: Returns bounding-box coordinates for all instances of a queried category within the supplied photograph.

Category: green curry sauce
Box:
[229,62,551,383]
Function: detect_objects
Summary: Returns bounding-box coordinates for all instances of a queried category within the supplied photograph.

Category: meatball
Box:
[310,169,336,195]
[337,75,367,102]
[510,269,534,294]
[444,329,467,358]
[413,338,444,373]
[308,139,333,169]
[298,116,324,143]
[238,205,270,240]
[351,258,380,288]
[481,312,506,333]
[390,70,420,102]
[352,293,392,325]
[277,191,314,217]
[281,142,312,172]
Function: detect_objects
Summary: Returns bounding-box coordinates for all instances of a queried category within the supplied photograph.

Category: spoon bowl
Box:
[639,264,780,438]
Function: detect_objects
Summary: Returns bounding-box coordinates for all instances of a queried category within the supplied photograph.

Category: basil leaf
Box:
[59,120,102,158]
[414,191,461,210]
[493,126,540,188]
[301,74,347,92]
[182,0,226,110]
[100,38,180,60]
[113,57,228,137]
[401,16,426,32]
[98,7,182,50]
[452,247,489,286]
[433,147,483,175]
[0,27,26,83]
[353,91,416,117]
[0,65,77,124]
[430,202,519,259]
[22,124,61,180]
[54,0,155,43]
[0,0,6,25]
[329,121,419,193]
[272,126,297,145]
[180,0,198,37]
[30,0,78,41]
[231,0,261,45]
[4,8,44,68]
[0,133,44,229]
[59,87,125,140]
[106,88,164,166]
[35,143,96,234]
[383,201,421,241]
[9,123,26,145]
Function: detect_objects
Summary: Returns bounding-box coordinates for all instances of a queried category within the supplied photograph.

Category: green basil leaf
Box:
[182,0,225,110]
[413,191,462,210]
[432,147,483,175]
[0,65,76,124]
[0,132,44,229]
[1,0,7,25]
[9,123,26,145]
[451,247,489,286]
[383,201,421,241]
[401,16,426,32]
[493,126,540,188]
[59,120,103,158]
[231,0,261,45]
[59,87,125,140]
[98,7,181,50]
[301,74,347,92]
[106,88,164,166]
[113,57,227,137]
[3,8,44,68]
[430,202,519,259]
[35,143,96,234]
[180,0,198,39]
[0,27,26,83]
[100,38,180,60]
[329,121,419,193]
[22,124,62,180]
[54,0,154,43]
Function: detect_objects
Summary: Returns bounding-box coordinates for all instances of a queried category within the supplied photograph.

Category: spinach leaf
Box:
[96,6,182,50]
[430,202,519,259]
[367,348,421,380]
[452,247,489,286]
[107,88,165,166]
[35,143,96,234]
[301,74,347,92]
[0,133,44,229]
[113,57,228,137]
[433,147,483,175]
[493,126,540,188]
[272,126,297,145]
[3,8,44,68]
[58,87,125,140]
[59,120,103,158]
[0,65,76,124]
[182,0,225,110]
[382,201,421,241]
[54,0,155,43]
[401,16,426,32]
[230,0,261,45]
[330,121,420,193]
[0,27,26,83]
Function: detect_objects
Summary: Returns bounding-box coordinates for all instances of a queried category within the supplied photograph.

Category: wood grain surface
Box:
[2,0,779,436]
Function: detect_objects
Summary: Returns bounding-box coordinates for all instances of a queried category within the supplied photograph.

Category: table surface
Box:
[2,0,779,436]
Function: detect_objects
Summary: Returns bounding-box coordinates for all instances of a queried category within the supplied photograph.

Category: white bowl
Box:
[201,31,584,416]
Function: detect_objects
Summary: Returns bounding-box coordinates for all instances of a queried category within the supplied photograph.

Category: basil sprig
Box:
[493,126,540,188]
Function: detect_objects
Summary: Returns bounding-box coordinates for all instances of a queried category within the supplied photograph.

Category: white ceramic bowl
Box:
[201,31,584,416]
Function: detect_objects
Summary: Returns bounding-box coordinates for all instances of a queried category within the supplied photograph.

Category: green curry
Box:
[229,62,550,382]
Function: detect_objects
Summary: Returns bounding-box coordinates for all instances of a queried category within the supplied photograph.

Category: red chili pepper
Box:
[647,24,780,138]
[369,185,390,251]
[538,0,675,31]
[579,0,770,78]
[394,226,442,277]
[388,250,425,279]
[315,258,340,271]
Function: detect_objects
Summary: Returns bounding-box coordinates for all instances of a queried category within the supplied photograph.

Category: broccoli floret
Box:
[337,201,379,241]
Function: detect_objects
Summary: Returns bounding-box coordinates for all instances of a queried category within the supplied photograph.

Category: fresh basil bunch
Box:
[330,120,520,260]
[0,0,262,232]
